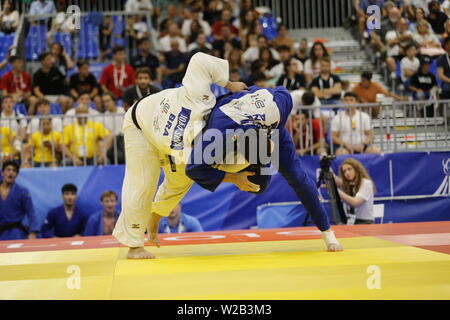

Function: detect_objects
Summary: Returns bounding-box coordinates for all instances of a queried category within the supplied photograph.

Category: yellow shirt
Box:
[63,120,110,158]
[29,131,62,163]
[0,127,16,157]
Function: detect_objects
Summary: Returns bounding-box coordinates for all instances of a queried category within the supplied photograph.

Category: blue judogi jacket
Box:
[186,86,331,231]
[40,205,89,238]
[83,210,120,236]
[0,181,39,240]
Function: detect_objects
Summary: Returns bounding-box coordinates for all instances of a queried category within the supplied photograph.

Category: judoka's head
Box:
[100,190,118,215]
[61,183,77,207]
[1,161,19,184]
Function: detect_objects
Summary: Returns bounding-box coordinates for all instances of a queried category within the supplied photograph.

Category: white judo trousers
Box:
[113,53,229,247]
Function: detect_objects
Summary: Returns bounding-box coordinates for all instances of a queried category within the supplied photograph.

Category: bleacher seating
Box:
[25,24,47,61]
[77,16,100,59]
[53,32,73,56]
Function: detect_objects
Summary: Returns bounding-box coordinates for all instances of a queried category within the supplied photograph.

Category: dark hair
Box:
[135,67,151,78]
[9,55,23,64]
[2,94,13,102]
[100,190,118,201]
[404,43,417,53]
[301,91,316,106]
[39,52,52,62]
[62,183,77,194]
[361,71,373,81]
[443,36,450,48]
[278,45,291,52]
[344,92,358,99]
[36,98,50,109]
[2,160,19,173]
[253,72,267,83]
[310,41,330,66]
[137,38,150,46]
[277,23,287,32]
[112,46,125,55]
[76,60,89,69]
[428,0,439,12]
[102,92,115,100]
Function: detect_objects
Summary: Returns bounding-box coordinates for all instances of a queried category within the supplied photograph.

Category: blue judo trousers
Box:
[186,86,331,231]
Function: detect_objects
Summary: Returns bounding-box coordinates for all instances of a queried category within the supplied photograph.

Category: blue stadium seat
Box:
[77,17,99,59]
[0,63,11,78]
[50,103,62,115]
[13,103,27,115]
[53,32,73,56]
[112,15,125,47]
[25,25,47,61]
[430,58,442,88]
[260,15,278,41]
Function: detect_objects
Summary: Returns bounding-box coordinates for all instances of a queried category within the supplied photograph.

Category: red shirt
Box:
[1,71,32,93]
[294,119,323,150]
[100,64,136,98]
[211,21,239,36]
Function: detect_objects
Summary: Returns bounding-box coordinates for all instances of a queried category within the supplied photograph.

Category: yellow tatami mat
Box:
[1,236,449,299]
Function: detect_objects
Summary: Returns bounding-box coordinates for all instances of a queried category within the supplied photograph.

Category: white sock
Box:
[322,230,339,246]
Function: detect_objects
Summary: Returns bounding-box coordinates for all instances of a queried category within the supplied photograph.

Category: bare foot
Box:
[327,243,343,252]
[127,247,156,259]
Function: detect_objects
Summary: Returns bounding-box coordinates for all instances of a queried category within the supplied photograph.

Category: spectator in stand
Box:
[63,92,100,126]
[131,38,162,86]
[181,8,211,40]
[272,24,295,54]
[22,118,62,168]
[270,45,304,81]
[409,56,439,106]
[125,0,153,13]
[291,89,329,120]
[69,60,101,111]
[0,95,27,143]
[236,8,257,49]
[259,47,279,79]
[50,42,73,78]
[292,109,327,156]
[242,34,280,64]
[406,0,430,16]
[99,15,114,62]
[27,98,62,135]
[296,38,310,65]
[211,8,238,39]
[226,48,245,79]
[310,57,342,105]
[276,58,307,91]
[252,71,268,88]
[84,190,120,236]
[100,46,136,100]
[46,2,77,44]
[354,0,385,40]
[400,44,420,84]
[1,56,38,115]
[0,0,19,34]
[158,203,203,234]
[33,52,72,113]
[304,41,336,84]
[101,93,126,164]
[413,20,443,57]
[188,32,213,54]
[370,6,401,54]
[62,103,112,166]
[40,183,89,238]
[331,92,380,155]
[159,22,187,53]
[229,68,241,82]
[162,39,187,87]
[123,68,161,111]
[352,71,405,118]
[426,0,448,35]
[212,24,242,57]
[408,7,432,33]
[437,36,450,99]
[333,158,376,225]
[0,161,38,240]
[0,124,18,164]
[385,18,413,78]
[29,0,56,24]
[126,14,149,45]
[440,20,450,42]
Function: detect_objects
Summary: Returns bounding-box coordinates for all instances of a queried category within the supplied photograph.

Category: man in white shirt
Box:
[159,22,187,53]
[331,92,380,155]
[385,18,413,76]
[101,93,125,136]
[400,44,420,83]
[27,98,63,136]
[0,95,27,142]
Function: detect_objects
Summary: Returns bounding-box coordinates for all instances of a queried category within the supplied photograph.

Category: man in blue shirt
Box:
[184,85,343,252]
[158,203,203,234]
[0,161,39,240]
[40,183,89,238]
[84,190,120,236]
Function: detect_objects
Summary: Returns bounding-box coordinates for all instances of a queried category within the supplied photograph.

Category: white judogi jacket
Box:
[134,52,229,164]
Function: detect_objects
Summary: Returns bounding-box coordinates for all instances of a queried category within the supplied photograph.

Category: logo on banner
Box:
[433,158,450,196]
